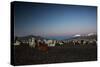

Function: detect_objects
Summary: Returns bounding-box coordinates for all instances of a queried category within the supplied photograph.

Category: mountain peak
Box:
[73,34,81,37]
[88,33,95,36]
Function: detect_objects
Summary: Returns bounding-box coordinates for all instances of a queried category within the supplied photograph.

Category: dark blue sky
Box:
[14,2,97,38]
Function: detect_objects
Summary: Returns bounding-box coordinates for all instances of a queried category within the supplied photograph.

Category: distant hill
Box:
[15,34,97,41]
[14,35,46,41]
[65,34,97,41]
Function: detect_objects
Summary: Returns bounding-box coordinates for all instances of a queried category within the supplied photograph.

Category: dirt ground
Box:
[12,44,97,65]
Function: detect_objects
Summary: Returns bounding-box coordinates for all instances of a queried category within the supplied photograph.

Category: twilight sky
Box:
[14,2,97,38]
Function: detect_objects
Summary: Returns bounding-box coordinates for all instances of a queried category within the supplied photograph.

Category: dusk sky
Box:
[14,2,97,39]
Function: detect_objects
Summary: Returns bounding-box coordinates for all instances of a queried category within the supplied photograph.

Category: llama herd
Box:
[14,37,97,47]
[14,37,97,53]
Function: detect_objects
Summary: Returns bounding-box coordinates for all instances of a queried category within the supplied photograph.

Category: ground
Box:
[12,44,97,66]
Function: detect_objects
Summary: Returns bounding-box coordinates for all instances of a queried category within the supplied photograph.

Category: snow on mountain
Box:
[88,33,95,36]
[73,34,81,37]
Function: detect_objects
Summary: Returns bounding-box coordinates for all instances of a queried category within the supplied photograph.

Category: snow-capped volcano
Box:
[73,34,81,37]
[88,33,95,36]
